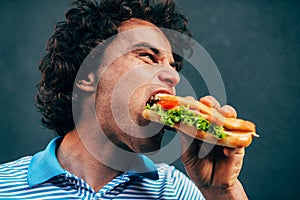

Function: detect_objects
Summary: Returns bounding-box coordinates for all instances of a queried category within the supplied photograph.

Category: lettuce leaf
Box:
[146,104,226,139]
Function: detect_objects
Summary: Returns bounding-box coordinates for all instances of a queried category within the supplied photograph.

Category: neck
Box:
[57,130,121,192]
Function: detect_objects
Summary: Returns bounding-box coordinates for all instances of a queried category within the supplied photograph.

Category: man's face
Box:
[95,18,180,153]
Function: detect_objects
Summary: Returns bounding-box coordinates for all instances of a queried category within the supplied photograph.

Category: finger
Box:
[180,131,218,161]
[179,133,215,186]
[223,147,244,157]
[184,96,196,101]
[179,133,200,166]
[200,96,221,109]
[180,131,197,156]
[218,105,237,118]
[180,132,209,161]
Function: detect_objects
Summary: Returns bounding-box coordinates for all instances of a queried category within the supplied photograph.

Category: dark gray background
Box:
[0,0,299,199]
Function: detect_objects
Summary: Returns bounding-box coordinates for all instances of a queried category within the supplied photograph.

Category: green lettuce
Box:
[146,104,226,139]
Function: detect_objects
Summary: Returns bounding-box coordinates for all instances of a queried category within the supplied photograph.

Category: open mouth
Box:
[144,92,177,132]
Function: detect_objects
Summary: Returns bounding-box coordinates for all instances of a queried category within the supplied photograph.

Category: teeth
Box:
[154,93,169,99]
[154,93,166,99]
[147,93,168,104]
[149,94,158,101]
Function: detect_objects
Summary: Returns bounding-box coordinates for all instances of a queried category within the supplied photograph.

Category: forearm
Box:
[199,180,248,200]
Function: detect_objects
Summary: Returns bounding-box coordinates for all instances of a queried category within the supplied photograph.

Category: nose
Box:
[158,68,180,88]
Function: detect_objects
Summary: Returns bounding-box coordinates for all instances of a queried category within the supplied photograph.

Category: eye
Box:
[170,61,182,71]
[139,52,157,63]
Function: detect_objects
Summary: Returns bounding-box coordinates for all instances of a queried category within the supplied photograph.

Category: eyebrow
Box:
[130,42,177,68]
[131,42,160,56]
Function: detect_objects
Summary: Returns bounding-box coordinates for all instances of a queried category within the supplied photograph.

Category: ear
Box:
[75,72,97,92]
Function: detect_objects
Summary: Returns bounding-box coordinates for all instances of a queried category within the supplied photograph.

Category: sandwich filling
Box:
[145,99,227,139]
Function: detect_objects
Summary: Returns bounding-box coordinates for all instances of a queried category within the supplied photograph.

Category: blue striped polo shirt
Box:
[0,137,205,199]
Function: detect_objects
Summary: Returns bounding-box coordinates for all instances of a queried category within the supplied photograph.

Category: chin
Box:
[136,141,163,154]
[132,129,165,154]
[126,102,166,153]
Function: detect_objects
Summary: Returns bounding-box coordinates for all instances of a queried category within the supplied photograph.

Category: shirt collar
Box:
[27,137,65,187]
[127,154,159,180]
[27,137,158,187]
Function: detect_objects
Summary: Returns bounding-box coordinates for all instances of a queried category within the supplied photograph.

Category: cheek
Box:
[96,55,153,124]
[128,86,150,125]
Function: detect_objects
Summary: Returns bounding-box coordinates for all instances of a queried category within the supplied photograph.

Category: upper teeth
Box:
[150,95,156,100]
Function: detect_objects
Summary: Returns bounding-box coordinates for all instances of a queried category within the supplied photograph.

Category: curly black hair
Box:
[35,0,191,136]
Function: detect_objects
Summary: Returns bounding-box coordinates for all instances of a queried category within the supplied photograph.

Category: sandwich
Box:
[142,94,258,148]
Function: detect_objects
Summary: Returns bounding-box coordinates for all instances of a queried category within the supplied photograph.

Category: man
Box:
[0,0,248,199]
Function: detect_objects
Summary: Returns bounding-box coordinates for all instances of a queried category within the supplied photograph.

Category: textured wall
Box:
[0,0,299,199]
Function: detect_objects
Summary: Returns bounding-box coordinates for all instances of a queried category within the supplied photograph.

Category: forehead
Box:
[99,18,174,68]
[117,18,172,53]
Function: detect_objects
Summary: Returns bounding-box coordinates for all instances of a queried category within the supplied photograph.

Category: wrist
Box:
[198,180,248,200]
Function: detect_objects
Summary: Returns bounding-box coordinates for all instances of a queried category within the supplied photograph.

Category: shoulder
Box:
[0,156,32,171]
[153,163,205,199]
[0,156,32,182]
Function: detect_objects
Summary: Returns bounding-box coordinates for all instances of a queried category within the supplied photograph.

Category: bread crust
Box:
[142,109,256,148]
[155,94,256,132]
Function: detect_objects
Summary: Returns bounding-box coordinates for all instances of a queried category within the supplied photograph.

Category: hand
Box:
[180,96,248,199]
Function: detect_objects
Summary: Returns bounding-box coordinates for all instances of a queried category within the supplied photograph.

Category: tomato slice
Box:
[157,100,179,110]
